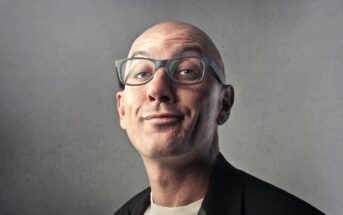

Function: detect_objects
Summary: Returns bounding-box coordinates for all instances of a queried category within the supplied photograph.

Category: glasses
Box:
[115,56,225,87]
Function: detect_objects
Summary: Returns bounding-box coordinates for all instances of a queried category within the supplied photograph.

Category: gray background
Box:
[0,0,342,214]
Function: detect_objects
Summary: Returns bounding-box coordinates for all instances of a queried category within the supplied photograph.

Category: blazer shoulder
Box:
[114,187,150,215]
[236,169,325,215]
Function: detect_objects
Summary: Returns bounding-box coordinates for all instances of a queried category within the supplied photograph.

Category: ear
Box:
[116,91,126,130]
[216,85,234,125]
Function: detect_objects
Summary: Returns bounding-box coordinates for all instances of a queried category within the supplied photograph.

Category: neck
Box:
[141,135,219,207]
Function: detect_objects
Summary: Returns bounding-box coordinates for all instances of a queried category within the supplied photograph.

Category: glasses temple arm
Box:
[209,61,226,85]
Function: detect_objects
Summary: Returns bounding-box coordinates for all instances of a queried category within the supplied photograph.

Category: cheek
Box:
[184,86,221,130]
[181,91,215,128]
[198,98,218,125]
[123,89,145,117]
[119,92,146,133]
[183,84,220,112]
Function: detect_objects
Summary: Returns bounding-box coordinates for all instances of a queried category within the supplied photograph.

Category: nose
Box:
[146,68,176,103]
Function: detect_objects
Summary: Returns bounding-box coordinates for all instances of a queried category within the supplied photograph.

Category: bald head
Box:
[116,21,235,165]
[128,21,225,76]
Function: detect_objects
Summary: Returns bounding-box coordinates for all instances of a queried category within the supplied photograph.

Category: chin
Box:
[137,137,190,159]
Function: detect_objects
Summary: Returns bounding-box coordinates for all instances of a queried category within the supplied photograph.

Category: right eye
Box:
[134,71,153,79]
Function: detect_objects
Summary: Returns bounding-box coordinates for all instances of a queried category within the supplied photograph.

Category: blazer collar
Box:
[130,187,151,215]
[201,153,244,215]
[128,153,243,215]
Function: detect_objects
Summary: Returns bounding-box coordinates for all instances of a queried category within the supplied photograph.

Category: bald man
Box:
[114,21,324,215]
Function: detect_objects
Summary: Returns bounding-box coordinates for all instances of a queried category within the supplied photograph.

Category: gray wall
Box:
[0,0,342,214]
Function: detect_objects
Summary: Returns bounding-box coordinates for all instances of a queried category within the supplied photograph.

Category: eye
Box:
[176,69,199,80]
[135,71,153,79]
[179,69,196,76]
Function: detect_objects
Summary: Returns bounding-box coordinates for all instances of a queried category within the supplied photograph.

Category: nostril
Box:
[148,95,156,101]
[148,95,170,102]
[159,95,170,102]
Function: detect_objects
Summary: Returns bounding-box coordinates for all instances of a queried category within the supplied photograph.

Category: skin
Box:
[116,21,234,207]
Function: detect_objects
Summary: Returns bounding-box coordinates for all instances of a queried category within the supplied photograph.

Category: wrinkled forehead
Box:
[128,26,217,59]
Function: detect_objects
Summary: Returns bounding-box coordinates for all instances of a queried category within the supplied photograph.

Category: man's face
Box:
[116,25,228,161]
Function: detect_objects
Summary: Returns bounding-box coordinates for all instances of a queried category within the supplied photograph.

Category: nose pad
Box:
[155,59,167,72]
[153,59,175,84]
[153,60,170,80]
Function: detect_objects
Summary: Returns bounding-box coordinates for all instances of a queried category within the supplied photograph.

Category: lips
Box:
[143,113,183,125]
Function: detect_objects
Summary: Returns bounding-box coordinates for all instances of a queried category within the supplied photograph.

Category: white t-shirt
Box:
[144,193,207,215]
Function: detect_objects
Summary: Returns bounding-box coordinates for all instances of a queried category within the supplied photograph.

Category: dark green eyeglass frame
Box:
[115,56,226,89]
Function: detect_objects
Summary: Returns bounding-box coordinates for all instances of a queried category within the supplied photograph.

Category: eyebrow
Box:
[130,45,204,59]
[130,50,150,58]
[178,45,204,56]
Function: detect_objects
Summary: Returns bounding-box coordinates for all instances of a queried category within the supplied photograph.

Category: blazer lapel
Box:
[202,153,244,215]
[126,154,244,215]
[128,188,151,215]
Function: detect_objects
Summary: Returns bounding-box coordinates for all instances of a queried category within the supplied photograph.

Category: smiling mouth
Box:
[144,113,184,125]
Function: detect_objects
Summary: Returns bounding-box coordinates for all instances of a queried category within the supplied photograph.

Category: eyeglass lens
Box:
[120,57,205,85]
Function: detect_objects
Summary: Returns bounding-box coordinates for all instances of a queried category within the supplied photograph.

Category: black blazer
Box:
[114,153,324,215]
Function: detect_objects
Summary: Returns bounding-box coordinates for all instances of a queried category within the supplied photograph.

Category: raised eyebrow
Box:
[130,46,203,58]
[130,50,150,58]
[178,45,204,56]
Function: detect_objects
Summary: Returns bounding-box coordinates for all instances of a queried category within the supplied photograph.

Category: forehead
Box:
[128,27,210,59]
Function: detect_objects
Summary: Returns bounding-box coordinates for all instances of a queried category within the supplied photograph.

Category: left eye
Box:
[175,69,199,81]
[179,69,196,76]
